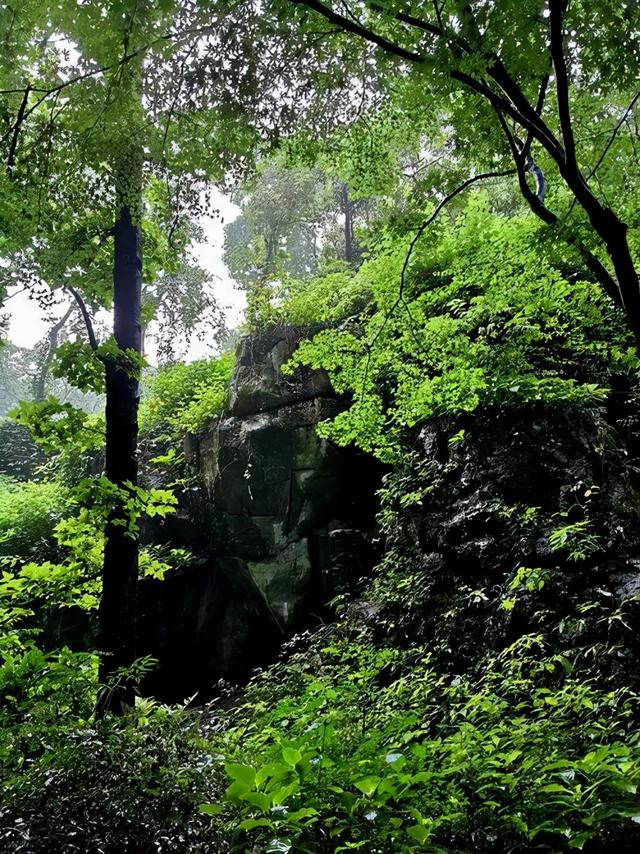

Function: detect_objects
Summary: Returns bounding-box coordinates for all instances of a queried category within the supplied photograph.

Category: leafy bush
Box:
[198,630,640,853]
[0,420,46,480]
[0,476,67,560]
[139,353,235,438]
[273,270,370,327]
[0,705,226,854]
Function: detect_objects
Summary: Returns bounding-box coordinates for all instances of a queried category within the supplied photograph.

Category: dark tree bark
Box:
[97,201,142,716]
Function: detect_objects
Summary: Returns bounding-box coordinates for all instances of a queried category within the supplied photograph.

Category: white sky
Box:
[5,187,245,366]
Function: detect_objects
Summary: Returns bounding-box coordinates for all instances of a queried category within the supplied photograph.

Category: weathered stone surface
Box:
[204,327,381,628]
[229,324,333,416]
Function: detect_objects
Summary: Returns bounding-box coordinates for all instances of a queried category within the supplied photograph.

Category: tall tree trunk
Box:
[97,191,142,715]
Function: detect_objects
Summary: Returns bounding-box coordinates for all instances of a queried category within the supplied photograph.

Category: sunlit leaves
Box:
[281,194,633,459]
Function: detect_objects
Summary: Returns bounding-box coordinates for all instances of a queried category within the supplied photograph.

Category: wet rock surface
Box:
[140,333,640,702]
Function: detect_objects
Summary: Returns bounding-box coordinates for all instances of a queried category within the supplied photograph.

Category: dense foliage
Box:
[139,353,235,440]
[272,195,634,460]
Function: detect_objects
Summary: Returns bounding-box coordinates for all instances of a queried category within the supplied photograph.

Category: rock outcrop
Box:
[140,326,381,701]
[376,403,640,681]
[140,336,640,702]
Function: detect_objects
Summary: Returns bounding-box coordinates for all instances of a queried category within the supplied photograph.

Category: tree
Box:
[223,163,335,287]
[1,3,162,713]
[32,307,73,403]
[142,257,227,363]
[272,0,639,343]
[2,0,321,712]
[223,160,378,293]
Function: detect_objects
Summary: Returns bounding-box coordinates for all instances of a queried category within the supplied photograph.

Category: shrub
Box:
[0,706,227,854]
[199,630,640,853]
[139,353,235,439]
[0,477,67,560]
[280,196,637,462]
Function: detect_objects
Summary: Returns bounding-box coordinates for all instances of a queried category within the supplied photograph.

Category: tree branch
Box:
[496,108,555,222]
[588,90,640,179]
[290,1,567,165]
[66,286,98,351]
[368,2,442,37]
[290,0,424,62]
[494,109,623,308]
[6,84,30,173]
[549,0,576,166]
[34,305,74,401]
[522,74,550,159]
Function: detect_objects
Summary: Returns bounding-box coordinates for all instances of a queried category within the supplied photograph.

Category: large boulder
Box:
[376,404,640,680]
[191,325,380,630]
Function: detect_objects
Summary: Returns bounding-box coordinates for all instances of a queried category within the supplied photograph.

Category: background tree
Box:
[255,0,640,342]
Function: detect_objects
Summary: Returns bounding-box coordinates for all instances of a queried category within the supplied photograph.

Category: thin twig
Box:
[588,90,640,179]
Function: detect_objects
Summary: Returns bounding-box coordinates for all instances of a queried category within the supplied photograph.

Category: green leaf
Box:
[407,825,430,844]
[225,762,256,788]
[287,807,319,822]
[241,791,272,812]
[282,746,302,767]
[239,818,272,830]
[354,776,381,797]
[199,803,225,815]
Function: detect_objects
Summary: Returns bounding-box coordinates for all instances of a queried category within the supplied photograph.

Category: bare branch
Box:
[66,286,98,351]
[588,90,640,179]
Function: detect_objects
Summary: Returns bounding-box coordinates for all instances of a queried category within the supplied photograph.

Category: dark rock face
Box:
[140,326,381,702]
[138,558,282,702]
[229,324,333,416]
[378,405,640,681]
[202,326,381,630]
[140,328,640,703]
